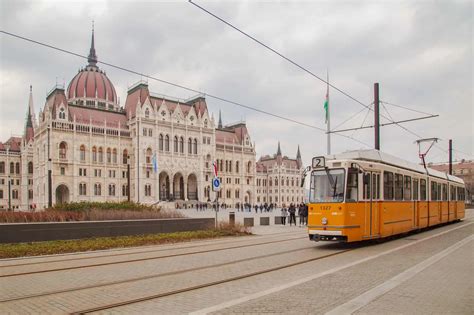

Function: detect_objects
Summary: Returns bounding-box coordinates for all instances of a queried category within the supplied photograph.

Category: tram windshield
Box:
[309,168,345,203]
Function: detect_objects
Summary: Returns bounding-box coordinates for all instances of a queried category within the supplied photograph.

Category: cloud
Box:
[0,0,472,166]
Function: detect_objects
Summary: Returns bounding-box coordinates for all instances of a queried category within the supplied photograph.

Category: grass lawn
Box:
[0,227,250,259]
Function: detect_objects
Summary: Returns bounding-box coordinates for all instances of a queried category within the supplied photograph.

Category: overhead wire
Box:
[350,104,372,138]
[0,29,371,148]
[380,100,435,117]
[189,0,458,155]
[188,1,431,139]
[332,103,372,131]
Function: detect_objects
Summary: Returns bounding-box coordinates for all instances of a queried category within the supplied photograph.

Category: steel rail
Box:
[70,248,353,314]
[0,235,306,278]
[0,245,322,303]
[72,219,473,314]
[0,230,304,268]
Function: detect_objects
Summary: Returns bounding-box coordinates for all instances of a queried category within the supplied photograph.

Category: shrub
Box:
[50,201,154,212]
[0,208,183,223]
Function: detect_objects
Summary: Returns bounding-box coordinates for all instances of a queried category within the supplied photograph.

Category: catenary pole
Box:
[327,70,331,155]
[449,139,453,175]
[374,83,380,150]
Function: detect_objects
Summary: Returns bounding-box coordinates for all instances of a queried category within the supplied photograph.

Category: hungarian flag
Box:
[324,83,329,124]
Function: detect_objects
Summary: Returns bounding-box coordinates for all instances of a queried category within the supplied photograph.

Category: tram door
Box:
[362,172,380,238]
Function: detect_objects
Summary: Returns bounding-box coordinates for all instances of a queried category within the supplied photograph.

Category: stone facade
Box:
[0,31,304,211]
[255,142,305,207]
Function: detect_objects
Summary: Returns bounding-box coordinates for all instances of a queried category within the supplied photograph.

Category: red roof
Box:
[67,66,117,103]
[125,83,209,120]
[69,105,128,128]
[216,123,250,145]
[0,137,22,152]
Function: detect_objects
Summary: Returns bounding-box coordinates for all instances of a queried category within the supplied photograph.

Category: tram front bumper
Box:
[309,230,347,242]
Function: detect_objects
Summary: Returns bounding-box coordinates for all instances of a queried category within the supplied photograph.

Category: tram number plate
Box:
[312,156,326,168]
[320,205,331,210]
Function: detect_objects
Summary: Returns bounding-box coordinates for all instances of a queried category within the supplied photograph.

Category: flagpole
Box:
[326,70,331,155]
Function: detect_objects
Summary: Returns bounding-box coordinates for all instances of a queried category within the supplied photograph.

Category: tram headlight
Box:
[322,217,328,225]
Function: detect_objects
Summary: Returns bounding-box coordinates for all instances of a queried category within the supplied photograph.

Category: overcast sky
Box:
[0,0,472,166]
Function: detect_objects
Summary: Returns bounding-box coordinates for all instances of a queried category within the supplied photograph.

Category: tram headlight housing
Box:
[322,217,328,225]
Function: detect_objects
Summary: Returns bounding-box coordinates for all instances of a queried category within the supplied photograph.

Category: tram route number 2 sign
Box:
[312,156,326,168]
[212,177,221,192]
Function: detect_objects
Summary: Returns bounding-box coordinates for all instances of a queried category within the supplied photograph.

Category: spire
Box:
[26,85,35,128]
[218,110,223,129]
[87,21,98,67]
[296,144,302,168]
[24,85,35,143]
[277,141,282,156]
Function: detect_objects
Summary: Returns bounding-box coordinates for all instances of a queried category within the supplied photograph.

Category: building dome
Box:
[66,29,118,110]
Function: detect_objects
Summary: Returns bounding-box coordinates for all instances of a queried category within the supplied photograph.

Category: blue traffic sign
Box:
[212,177,221,191]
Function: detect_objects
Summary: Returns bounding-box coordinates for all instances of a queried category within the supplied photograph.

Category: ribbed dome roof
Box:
[67,66,117,103]
[66,28,118,107]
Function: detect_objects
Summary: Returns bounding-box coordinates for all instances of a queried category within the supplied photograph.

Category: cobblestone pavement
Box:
[0,210,472,314]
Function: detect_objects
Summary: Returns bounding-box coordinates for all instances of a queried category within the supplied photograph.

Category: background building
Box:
[429,160,473,203]
[256,142,305,207]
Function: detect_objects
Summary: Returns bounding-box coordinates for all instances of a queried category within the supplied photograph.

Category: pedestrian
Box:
[281,205,287,225]
[298,203,305,226]
[288,203,297,226]
[260,204,263,213]
[255,204,258,214]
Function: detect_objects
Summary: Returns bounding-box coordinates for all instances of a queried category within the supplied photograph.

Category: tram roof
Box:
[327,149,464,184]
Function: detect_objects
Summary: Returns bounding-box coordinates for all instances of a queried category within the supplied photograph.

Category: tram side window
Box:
[457,187,465,201]
[372,173,380,200]
[363,173,371,200]
[431,182,438,201]
[346,168,358,202]
[450,186,456,201]
[437,184,442,201]
[420,179,427,201]
[394,174,403,201]
[383,171,394,200]
[404,176,412,200]
[442,184,448,201]
[413,179,419,201]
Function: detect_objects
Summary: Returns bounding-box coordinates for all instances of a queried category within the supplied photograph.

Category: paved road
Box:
[0,210,472,314]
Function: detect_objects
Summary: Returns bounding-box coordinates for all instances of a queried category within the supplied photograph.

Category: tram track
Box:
[70,220,474,315]
[0,230,304,267]
[0,234,307,277]
[0,244,334,303]
[68,247,353,315]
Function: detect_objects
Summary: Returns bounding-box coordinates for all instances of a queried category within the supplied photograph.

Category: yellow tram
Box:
[305,150,466,242]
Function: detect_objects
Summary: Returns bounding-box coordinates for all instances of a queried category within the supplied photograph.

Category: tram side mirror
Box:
[300,166,311,188]
[350,164,363,174]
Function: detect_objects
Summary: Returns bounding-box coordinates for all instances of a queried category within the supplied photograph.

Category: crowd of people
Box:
[280,203,308,226]
[177,200,309,227]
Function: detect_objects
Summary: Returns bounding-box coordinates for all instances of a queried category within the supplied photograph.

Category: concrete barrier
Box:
[243,217,254,227]
[274,216,283,224]
[260,217,270,226]
[0,218,215,244]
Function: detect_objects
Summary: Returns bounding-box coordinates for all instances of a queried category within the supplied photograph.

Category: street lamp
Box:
[127,155,131,202]
[7,175,11,211]
[4,142,11,211]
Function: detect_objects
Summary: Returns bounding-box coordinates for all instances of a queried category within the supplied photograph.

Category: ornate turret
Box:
[277,141,282,156]
[67,26,118,110]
